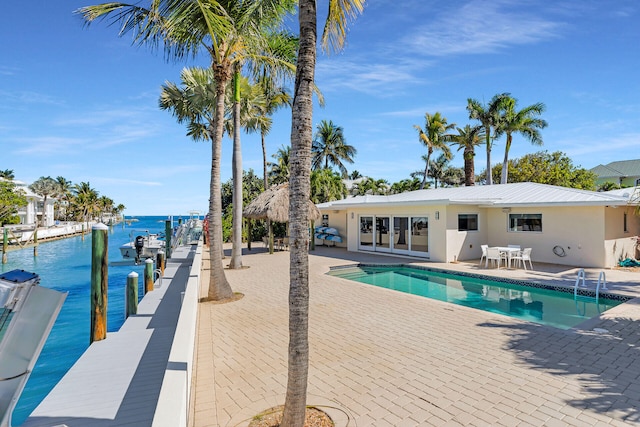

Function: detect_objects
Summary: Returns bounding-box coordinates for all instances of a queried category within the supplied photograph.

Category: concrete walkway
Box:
[192,245,640,427]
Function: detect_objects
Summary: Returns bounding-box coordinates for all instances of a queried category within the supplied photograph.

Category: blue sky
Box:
[1,1,638,215]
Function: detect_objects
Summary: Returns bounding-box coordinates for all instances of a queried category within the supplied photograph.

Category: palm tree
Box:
[449,125,485,186]
[29,176,61,227]
[79,0,296,299]
[496,97,547,184]
[282,0,364,424]
[0,169,15,180]
[72,181,99,226]
[389,177,421,194]
[467,93,510,185]
[309,168,347,203]
[55,176,73,220]
[352,177,388,195]
[311,119,357,178]
[349,170,362,180]
[268,145,291,185]
[414,112,455,190]
[159,66,236,296]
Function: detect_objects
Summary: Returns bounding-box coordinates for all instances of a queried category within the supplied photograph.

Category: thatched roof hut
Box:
[243,183,321,223]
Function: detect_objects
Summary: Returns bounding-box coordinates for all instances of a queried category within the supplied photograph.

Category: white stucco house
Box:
[12,180,57,227]
[316,182,640,268]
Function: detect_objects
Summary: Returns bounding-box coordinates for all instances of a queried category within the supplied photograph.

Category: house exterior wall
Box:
[485,206,608,267]
[316,210,348,248]
[340,205,443,260]
[321,203,639,268]
[444,205,487,263]
[604,206,640,265]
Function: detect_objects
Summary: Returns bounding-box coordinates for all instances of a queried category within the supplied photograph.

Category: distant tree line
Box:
[0,170,125,226]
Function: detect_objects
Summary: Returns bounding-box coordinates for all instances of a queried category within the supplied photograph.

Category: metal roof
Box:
[590,159,640,178]
[317,182,634,209]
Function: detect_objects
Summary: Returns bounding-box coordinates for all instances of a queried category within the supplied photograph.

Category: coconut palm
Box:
[352,177,388,196]
[268,145,291,185]
[283,0,364,423]
[496,97,547,184]
[29,176,61,227]
[79,0,296,298]
[72,181,99,225]
[389,177,421,194]
[309,168,347,203]
[414,112,455,190]
[450,125,485,186]
[158,65,237,291]
[467,93,510,185]
[311,119,357,178]
[0,169,15,180]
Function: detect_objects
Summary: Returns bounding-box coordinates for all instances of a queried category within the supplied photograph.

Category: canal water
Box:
[0,216,172,425]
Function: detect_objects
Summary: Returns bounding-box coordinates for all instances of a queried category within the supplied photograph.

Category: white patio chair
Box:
[479,244,489,266]
[485,247,505,269]
[512,247,533,270]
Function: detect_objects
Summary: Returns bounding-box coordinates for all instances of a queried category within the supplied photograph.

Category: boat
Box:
[119,230,166,263]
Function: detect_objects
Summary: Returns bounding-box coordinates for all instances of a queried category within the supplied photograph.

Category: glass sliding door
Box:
[375,216,391,252]
[359,216,374,250]
[410,216,429,256]
[393,216,409,253]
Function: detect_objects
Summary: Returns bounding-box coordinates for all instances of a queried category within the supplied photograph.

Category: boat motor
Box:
[134,235,145,261]
[0,269,66,427]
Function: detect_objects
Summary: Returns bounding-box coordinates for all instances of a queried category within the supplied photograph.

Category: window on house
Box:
[508,213,542,232]
[458,214,478,231]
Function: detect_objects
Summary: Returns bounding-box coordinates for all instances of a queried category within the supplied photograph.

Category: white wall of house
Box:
[321,203,640,268]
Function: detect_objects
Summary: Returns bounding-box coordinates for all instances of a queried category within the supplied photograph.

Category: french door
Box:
[359,215,428,257]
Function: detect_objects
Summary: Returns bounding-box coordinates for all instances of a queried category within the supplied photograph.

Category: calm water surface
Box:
[1,216,172,425]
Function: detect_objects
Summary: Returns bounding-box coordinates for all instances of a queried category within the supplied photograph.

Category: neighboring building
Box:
[316,182,640,268]
[591,159,640,187]
[12,180,57,227]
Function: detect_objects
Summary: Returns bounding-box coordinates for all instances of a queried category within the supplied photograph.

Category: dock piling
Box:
[33,228,38,257]
[2,227,7,264]
[144,258,154,294]
[90,223,109,344]
[165,220,172,259]
[125,272,138,318]
[156,250,165,276]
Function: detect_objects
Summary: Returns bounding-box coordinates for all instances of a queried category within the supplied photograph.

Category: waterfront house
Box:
[10,180,56,227]
[316,182,640,268]
[591,158,640,187]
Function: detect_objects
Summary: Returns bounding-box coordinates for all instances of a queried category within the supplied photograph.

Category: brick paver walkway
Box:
[191,245,640,427]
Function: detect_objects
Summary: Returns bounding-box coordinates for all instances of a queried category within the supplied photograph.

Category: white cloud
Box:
[401,0,564,56]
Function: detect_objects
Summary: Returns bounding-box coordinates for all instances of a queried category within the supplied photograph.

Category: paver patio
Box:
[191,245,640,427]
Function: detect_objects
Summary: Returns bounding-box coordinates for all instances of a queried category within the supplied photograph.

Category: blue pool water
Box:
[0,216,172,425]
[328,265,625,330]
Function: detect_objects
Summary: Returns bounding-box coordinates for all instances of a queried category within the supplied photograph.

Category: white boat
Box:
[119,231,166,262]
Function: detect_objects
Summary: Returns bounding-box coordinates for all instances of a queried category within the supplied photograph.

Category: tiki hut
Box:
[243,183,321,223]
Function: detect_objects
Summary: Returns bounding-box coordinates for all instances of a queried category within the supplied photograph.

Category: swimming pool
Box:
[328,265,627,330]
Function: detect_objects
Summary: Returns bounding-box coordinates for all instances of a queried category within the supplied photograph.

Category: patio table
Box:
[493,246,521,269]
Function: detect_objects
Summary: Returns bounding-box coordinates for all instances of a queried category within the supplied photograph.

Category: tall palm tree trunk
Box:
[229,69,243,269]
[261,130,274,254]
[281,0,316,424]
[207,80,233,301]
[500,135,513,184]
[420,150,431,190]
[464,147,475,186]
[485,128,493,185]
